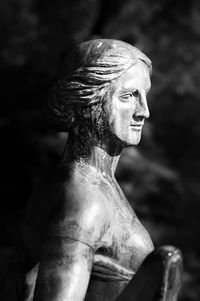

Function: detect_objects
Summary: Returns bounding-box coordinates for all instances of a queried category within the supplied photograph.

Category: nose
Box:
[135,92,150,119]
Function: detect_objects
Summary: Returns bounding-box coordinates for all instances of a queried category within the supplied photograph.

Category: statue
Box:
[4,39,182,301]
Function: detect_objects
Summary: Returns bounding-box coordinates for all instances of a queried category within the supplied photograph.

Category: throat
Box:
[85,146,120,178]
[62,133,121,178]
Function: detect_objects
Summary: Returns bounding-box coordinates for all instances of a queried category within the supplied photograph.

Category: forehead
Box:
[114,60,151,92]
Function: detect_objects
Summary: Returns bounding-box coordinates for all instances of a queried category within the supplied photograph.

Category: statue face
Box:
[108,60,151,146]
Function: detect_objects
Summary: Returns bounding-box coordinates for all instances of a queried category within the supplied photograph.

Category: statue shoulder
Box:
[46,175,110,250]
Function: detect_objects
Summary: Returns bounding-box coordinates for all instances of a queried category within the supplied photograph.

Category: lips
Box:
[130,123,144,130]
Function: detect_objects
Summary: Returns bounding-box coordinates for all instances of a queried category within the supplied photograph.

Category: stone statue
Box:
[4,39,182,301]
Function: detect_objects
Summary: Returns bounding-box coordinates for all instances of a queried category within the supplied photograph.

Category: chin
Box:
[111,131,142,148]
[120,135,142,147]
[127,132,142,146]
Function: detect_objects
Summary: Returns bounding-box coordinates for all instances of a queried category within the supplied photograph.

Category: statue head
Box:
[45,39,151,149]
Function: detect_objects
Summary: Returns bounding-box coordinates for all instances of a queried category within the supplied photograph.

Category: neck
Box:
[62,133,122,178]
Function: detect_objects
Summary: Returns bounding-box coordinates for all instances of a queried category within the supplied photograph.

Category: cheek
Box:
[121,108,131,122]
[110,103,132,132]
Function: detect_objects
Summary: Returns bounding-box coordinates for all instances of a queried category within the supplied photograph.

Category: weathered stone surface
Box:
[4,39,182,301]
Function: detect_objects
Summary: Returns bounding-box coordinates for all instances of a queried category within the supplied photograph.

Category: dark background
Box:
[0,0,200,300]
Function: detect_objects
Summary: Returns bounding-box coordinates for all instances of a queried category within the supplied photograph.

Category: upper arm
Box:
[34,237,94,301]
[34,182,109,301]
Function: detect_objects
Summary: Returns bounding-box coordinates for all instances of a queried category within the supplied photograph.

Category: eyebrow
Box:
[119,86,151,94]
[119,88,136,94]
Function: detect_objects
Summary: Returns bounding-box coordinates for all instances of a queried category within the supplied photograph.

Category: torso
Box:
[20,163,154,301]
[83,167,154,300]
[96,174,153,272]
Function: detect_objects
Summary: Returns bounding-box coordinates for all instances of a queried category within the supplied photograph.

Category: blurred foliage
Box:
[0,0,200,300]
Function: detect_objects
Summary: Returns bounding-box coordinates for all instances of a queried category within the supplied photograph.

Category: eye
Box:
[120,93,132,102]
[120,90,139,102]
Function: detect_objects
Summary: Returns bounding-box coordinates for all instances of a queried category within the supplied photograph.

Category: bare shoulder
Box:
[45,165,110,250]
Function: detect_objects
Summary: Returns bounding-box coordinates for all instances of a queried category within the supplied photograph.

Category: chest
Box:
[100,179,154,272]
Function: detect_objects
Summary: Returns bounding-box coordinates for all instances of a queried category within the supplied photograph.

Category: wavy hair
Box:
[45,39,152,132]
